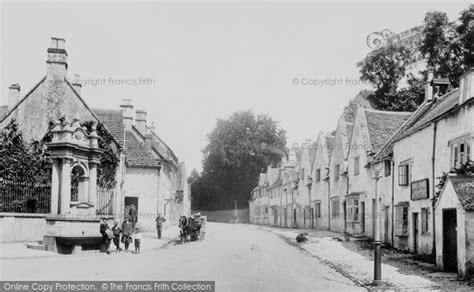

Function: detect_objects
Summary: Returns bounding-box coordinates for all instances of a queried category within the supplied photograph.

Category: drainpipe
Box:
[391,159,395,246]
[163,198,172,218]
[432,122,437,258]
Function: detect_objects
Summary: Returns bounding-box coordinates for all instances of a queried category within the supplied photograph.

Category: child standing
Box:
[111,220,122,252]
[133,228,142,254]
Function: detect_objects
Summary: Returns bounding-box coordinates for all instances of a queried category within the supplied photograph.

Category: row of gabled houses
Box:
[0,38,190,241]
[250,65,474,277]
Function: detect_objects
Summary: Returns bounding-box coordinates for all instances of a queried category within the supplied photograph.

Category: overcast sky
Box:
[0,1,470,172]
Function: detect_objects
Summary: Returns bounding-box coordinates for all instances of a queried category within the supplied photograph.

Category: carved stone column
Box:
[89,162,98,210]
[60,158,71,214]
[50,159,60,215]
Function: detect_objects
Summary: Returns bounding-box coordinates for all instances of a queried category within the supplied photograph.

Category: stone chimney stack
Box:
[135,110,147,136]
[424,69,434,102]
[46,37,68,81]
[72,74,82,95]
[8,83,20,109]
[120,99,134,131]
[145,122,155,151]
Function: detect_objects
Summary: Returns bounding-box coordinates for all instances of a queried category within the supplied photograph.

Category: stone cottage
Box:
[435,175,474,278]
[310,132,334,230]
[372,66,474,257]
[346,107,411,239]
[327,117,353,233]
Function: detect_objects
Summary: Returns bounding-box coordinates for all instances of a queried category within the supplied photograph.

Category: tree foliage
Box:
[358,4,474,111]
[1,118,119,189]
[0,120,51,184]
[191,110,287,210]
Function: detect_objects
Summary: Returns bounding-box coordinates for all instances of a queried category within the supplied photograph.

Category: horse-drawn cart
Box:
[179,213,207,243]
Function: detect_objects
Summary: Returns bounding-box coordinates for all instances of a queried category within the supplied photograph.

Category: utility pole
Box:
[373,169,382,284]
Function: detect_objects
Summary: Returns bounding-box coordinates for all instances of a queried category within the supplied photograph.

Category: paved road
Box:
[1,223,363,291]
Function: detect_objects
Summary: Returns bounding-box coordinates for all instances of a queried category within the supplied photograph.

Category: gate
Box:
[96,187,114,215]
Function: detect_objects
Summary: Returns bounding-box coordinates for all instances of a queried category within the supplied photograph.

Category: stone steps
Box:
[26,242,47,251]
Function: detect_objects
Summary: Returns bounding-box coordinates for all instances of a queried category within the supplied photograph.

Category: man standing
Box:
[155,213,166,239]
[129,204,138,229]
[100,218,111,255]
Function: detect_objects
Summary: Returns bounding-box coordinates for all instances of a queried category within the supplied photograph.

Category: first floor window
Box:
[315,202,321,218]
[315,168,321,182]
[398,164,410,186]
[354,156,360,176]
[334,164,340,181]
[421,208,429,234]
[384,160,391,177]
[331,198,340,218]
[452,140,471,169]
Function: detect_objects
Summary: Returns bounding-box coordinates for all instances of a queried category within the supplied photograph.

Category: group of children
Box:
[100,216,142,255]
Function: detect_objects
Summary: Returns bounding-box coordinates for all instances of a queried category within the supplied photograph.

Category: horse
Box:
[178,216,191,243]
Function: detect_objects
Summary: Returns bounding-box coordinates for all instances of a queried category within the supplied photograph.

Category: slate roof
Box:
[93,108,125,148]
[0,106,7,120]
[125,131,161,168]
[374,89,461,161]
[450,176,474,211]
[364,109,411,153]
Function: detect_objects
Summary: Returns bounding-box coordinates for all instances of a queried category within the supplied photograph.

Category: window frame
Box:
[315,168,321,182]
[384,160,391,177]
[334,164,340,181]
[354,156,360,176]
[421,208,429,234]
[398,164,410,186]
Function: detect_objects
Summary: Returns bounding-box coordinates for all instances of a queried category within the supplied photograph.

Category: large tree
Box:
[191,110,287,210]
[357,4,474,111]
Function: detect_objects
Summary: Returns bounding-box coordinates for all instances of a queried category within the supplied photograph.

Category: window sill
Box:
[395,234,409,238]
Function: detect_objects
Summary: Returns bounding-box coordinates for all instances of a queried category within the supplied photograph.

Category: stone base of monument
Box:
[43,214,113,254]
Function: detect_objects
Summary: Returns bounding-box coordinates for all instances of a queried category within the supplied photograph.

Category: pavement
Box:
[255,225,467,291]
[0,225,180,259]
[1,222,363,291]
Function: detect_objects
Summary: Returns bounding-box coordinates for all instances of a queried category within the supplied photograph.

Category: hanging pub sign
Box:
[411,178,429,200]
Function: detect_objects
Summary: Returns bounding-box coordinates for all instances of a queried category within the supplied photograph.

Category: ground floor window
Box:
[347,198,359,222]
[395,205,409,236]
[315,202,321,218]
[421,208,429,234]
[331,198,340,218]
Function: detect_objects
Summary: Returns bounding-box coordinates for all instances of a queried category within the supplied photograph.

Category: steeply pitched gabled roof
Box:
[0,106,7,120]
[92,108,125,148]
[125,130,161,168]
[449,176,474,211]
[364,109,411,153]
[374,89,462,161]
[308,142,317,170]
[395,89,460,141]
[325,135,335,158]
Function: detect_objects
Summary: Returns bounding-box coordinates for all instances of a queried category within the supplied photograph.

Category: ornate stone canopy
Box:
[46,118,103,215]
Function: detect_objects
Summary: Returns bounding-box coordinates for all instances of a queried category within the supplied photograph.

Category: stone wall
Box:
[192,209,249,224]
[0,214,48,242]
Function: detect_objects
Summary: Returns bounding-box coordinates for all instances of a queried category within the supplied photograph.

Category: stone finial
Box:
[71,117,81,128]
